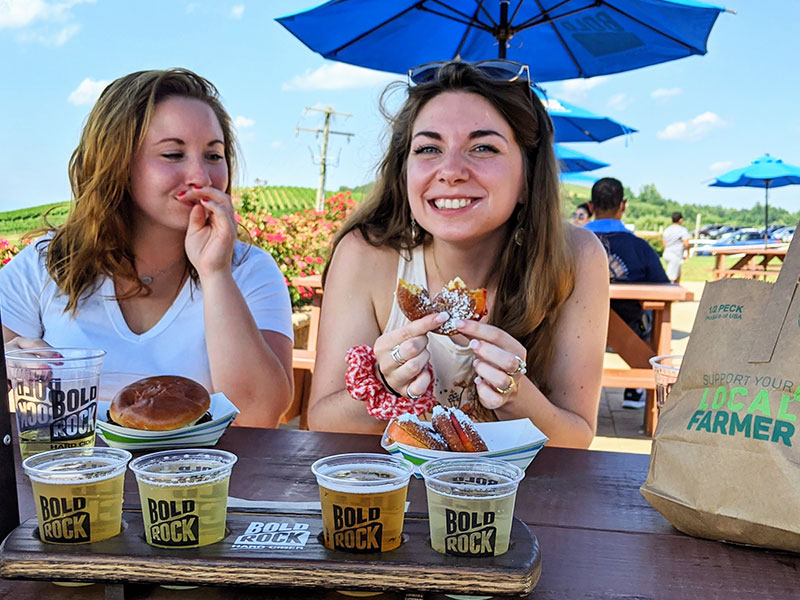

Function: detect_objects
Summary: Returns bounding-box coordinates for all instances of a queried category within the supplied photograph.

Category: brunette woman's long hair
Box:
[325,61,576,391]
[38,68,240,314]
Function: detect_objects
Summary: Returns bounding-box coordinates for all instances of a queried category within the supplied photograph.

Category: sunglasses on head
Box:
[408,59,553,135]
[408,59,531,86]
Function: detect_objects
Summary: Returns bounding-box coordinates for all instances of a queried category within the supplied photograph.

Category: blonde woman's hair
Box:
[326,61,576,392]
[38,68,239,314]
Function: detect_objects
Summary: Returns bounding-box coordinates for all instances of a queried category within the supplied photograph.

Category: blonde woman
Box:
[307,61,609,448]
[0,69,293,427]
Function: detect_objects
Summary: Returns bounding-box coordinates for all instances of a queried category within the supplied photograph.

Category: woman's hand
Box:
[4,336,54,353]
[374,312,448,398]
[183,185,238,278]
[455,319,528,410]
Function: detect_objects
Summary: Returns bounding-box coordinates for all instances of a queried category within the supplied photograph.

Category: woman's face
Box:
[406,91,525,246]
[572,207,590,226]
[130,96,228,233]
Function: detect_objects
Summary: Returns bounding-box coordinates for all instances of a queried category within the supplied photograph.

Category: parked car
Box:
[707,225,739,240]
[694,229,778,256]
[698,224,720,238]
[777,227,795,242]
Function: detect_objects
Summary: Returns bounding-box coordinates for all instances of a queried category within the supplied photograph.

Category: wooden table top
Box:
[5,427,799,598]
[710,246,787,257]
[295,275,696,304]
[609,282,694,302]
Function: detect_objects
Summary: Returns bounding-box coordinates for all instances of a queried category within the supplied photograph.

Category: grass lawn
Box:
[669,254,779,283]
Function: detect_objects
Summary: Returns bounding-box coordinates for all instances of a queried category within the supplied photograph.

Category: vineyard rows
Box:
[0,186,367,237]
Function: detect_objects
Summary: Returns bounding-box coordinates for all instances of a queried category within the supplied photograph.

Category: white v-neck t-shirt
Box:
[0,238,293,393]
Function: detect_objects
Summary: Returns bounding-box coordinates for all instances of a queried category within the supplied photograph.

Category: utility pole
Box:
[296,107,354,212]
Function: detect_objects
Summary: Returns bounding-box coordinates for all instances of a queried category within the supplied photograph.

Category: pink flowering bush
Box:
[239,191,356,308]
[0,238,23,266]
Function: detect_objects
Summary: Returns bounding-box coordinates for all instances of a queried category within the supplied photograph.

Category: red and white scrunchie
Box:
[345,345,435,420]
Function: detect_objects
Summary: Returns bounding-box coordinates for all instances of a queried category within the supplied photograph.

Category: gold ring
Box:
[391,345,406,366]
[494,375,516,395]
[506,355,527,376]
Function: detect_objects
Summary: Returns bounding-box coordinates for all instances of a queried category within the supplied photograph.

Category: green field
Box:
[0,185,368,241]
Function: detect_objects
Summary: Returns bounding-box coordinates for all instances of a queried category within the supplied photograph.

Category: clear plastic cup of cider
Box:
[421,457,524,557]
[311,453,414,553]
[23,447,131,544]
[130,449,237,549]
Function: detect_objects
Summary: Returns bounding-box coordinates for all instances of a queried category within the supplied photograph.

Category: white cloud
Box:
[67,77,109,105]
[607,93,631,111]
[556,76,608,102]
[270,141,283,149]
[657,112,725,141]
[710,161,733,172]
[230,4,244,19]
[234,115,254,128]
[2,0,93,45]
[651,87,682,100]
[282,62,398,91]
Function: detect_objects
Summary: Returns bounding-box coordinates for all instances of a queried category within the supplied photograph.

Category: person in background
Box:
[586,177,669,409]
[662,211,691,283]
[0,69,293,427]
[307,60,609,449]
[571,202,593,227]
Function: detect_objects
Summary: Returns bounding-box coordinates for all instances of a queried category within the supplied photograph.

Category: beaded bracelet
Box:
[344,345,435,420]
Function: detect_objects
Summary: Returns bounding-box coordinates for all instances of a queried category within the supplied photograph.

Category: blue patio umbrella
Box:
[710,154,800,245]
[538,90,636,143]
[277,0,728,83]
[555,144,609,173]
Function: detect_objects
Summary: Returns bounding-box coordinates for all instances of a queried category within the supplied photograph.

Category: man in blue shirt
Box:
[587,178,669,409]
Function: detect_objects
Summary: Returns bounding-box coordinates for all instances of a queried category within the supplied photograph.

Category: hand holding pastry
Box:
[455,318,529,410]
[374,311,448,399]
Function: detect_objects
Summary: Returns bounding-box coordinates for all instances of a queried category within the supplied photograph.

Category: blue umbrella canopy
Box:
[555,144,609,173]
[709,154,800,244]
[537,90,636,143]
[277,0,727,83]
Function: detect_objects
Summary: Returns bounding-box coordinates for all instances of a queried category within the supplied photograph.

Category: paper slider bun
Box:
[396,277,487,336]
[109,375,210,431]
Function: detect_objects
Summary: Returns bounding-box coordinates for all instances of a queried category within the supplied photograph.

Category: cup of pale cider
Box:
[23,447,131,544]
[311,453,414,553]
[420,457,524,557]
[7,348,106,460]
[129,449,237,549]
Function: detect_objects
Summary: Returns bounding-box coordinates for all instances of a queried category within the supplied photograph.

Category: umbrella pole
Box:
[764,181,770,248]
[498,0,509,59]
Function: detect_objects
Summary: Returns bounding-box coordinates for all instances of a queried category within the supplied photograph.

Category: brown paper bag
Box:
[641,234,800,552]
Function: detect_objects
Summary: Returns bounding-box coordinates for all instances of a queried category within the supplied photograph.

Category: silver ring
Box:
[405,384,423,400]
[506,355,527,376]
[494,375,516,396]
[391,345,406,366]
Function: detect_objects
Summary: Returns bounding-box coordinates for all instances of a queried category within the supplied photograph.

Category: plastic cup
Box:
[311,453,414,553]
[649,354,683,413]
[129,449,237,549]
[420,457,525,557]
[23,447,131,544]
[6,348,106,460]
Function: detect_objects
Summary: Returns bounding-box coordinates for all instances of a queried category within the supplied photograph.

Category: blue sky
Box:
[2,0,799,218]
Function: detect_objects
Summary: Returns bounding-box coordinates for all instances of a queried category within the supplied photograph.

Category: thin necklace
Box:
[138,257,186,285]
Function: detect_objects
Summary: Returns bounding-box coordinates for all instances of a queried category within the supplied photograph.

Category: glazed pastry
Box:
[431,405,489,452]
[396,277,487,335]
[387,413,448,450]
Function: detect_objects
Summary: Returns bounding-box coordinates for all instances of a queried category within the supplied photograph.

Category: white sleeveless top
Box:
[385,245,497,422]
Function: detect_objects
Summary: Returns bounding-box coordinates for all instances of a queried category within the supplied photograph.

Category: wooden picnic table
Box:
[3,427,799,598]
[711,246,788,280]
[289,276,694,436]
[606,282,694,436]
